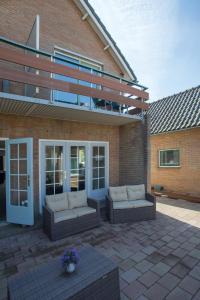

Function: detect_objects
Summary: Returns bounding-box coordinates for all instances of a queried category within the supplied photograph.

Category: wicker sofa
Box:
[43,190,100,241]
[107,184,156,224]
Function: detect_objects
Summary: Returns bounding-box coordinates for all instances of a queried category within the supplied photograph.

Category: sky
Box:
[89,0,200,102]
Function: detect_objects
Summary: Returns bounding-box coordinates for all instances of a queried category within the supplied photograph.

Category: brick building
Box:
[150,86,200,197]
[0,0,149,224]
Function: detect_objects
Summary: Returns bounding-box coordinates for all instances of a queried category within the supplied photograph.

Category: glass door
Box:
[40,141,108,210]
[6,138,33,225]
[69,144,87,192]
[90,143,108,200]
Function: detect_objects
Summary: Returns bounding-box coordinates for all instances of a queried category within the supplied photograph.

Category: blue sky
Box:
[89,0,200,101]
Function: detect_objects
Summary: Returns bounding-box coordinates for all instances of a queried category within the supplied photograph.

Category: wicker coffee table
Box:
[8,247,120,300]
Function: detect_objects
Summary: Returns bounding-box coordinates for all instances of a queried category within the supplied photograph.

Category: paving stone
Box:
[151,262,171,276]
[123,280,146,300]
[172,247,188,259]
[188,236,200,245]
[136,296,149,300]
[144,283,169,300]
[179,275,200,295]
[189,265,200,280]
[166,287,192,300]
[161,235,173,243]
[119,258,136,271]
[138,270,160,288]
[193,289,200,300]
[146,252,165,264]
[120,292,129,300]
[121,267,141,283]
[135,260,154,273]
[170,263,190,278]
[142,246,156,255]
[158,273,180,291]
[180,242,196,251]
[120,278,128,290]
[181,255,199,269]
[131,252,147,263]
[190,248,200,260]
[162,254,179,267]
[167,241,180,250]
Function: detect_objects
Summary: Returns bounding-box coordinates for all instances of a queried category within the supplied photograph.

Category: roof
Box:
[150,85,200,135]
[73,0,137,82]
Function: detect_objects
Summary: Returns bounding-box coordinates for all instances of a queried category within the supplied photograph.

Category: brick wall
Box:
[0,0,125,76]
[119,115,149,191]
[151,128,200,196]
[0,114,120,214]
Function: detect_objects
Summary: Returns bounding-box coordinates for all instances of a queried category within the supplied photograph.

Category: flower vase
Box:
[66,262,76,274]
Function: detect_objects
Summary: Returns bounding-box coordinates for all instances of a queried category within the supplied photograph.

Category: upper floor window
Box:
[53,51,101,107]
[159,149,180,167]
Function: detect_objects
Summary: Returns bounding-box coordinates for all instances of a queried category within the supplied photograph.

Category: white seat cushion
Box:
[68,190,87,209]
[54,210,77,223]
[126,184,145,201]
[46,193,68,212]
[73,207,96,217]
[113,201,131,209]
[131,200,153,208]
[109,186,128,202]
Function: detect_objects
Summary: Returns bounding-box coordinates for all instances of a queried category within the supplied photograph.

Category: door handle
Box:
[63,170,67,180]
[27,175,30,187]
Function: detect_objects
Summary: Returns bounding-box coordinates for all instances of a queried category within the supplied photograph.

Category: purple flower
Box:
[61,248,80,267]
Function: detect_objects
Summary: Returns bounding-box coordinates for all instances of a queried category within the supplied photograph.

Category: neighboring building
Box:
[150,86,200,197]
[0,0,149,225]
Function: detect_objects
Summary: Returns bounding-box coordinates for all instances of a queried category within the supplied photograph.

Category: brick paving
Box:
[0,197,200,299]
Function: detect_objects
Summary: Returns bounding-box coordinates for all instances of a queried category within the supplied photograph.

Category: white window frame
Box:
[39,139,109,214]
[159,149,180,168]
[52,49,102,106]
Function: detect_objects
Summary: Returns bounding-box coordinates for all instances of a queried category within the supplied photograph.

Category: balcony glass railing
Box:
[0,36,149,115]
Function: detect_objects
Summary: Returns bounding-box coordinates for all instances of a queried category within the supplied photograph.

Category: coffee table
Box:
[8,247,120,300]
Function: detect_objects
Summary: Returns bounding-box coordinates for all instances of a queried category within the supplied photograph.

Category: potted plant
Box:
[61,248,79,274]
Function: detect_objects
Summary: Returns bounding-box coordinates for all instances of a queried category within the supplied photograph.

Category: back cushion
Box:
[126,184,145,201]
[46,192,68,212]
[109,186,128,202]
[68,190,87,209]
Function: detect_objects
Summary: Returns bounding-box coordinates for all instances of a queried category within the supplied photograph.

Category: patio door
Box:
[6,138,34,225]
[40,140,108,211]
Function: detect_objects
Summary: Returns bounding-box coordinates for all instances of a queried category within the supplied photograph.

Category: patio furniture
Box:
[43,190,100,241]
[8,247,120,300]
[107,184,156,224]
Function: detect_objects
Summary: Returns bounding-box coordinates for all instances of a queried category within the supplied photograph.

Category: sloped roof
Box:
[150,85,200,135]
[73,0,137,81]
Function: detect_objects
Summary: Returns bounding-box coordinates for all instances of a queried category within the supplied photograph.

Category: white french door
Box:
[6,138,34,225]
[40,140,108,210]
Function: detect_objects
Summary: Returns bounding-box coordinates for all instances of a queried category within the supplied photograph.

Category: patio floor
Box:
[0,197,200,300]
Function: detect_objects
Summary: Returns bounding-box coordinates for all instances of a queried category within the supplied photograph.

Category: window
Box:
[92,146,105,190]
[159,149,180,167]
[53,51,101,107]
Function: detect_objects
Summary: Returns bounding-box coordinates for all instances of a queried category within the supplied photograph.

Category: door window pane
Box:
[19,160,27,174]
[10,144,18,159]
[19,143,27,159]
[10,160,18,174]
[10,191,18,206]
[70,146,86,191]
[19,191,28,206]
[46,146,54,158]
[45,145,64,195]
[92,146,105,190]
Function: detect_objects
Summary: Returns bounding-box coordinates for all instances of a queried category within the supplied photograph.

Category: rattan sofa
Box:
[43,190,100,241]
[107,184,156,224]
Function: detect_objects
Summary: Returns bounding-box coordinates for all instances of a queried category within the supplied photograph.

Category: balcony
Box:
[0,36,149,125]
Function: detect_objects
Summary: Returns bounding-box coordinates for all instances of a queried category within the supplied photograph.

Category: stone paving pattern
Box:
[0,197,200,299]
